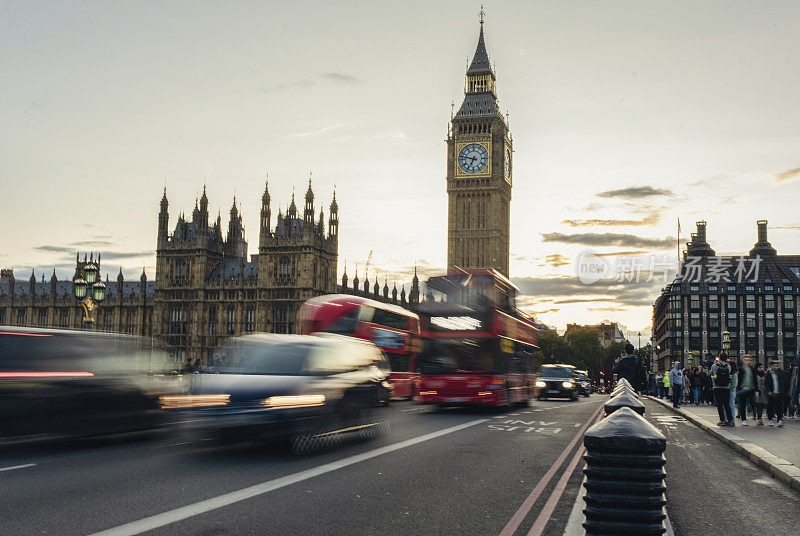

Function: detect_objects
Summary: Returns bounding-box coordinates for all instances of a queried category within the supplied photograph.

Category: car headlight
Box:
[535,381,546,388]
[261,395,326,408]
[159,394,230,408]
[562,382,574,388]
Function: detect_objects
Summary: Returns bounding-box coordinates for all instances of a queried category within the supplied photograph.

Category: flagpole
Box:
[677,217,681,275]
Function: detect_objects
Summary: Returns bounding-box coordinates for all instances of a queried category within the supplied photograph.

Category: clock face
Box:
[458,143,488,174]
[504,149,511,178]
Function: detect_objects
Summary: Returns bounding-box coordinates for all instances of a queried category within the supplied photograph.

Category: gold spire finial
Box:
[480,4,485,26]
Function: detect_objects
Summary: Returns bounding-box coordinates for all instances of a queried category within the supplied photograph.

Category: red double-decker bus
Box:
[415,269,539,408]
[297,294,421,398]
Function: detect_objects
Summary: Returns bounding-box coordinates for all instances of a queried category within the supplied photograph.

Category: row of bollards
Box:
[582,378,668,535]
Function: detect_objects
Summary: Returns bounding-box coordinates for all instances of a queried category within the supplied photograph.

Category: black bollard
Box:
[604,390,646,416]
[583,406,667,536]
[610,385,638,399]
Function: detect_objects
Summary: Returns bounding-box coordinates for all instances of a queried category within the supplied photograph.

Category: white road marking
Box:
[88,418,489,536]
[0,463,36,473]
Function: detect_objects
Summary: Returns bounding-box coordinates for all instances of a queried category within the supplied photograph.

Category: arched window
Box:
[278,256,291,280]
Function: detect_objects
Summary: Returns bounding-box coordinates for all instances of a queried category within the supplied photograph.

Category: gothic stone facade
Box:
[0,255,155,337]
[153,179,339,363]
[447,20,512,277]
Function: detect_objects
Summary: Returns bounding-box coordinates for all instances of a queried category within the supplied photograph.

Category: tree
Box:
[537,327,605,378]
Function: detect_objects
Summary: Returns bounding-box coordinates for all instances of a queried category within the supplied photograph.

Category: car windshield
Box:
[539,366,573,379]
[215,340,315,375]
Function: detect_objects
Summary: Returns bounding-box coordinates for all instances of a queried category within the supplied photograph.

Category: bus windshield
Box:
[419,338,502,375]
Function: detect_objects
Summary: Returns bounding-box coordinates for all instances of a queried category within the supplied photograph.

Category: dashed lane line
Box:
[88,418,489,536]
[0,463,36,473]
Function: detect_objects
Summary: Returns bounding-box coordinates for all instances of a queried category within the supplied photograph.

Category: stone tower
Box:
[446,13,512,276]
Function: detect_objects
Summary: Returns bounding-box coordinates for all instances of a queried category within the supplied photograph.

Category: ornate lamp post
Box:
[73,262,105,329]
[722,330,731,352]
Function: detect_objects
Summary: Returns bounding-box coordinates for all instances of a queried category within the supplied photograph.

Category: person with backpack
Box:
[711,352,734,426]
[669,361,684,409]
[728,362,738,427]
[612,343,645,392]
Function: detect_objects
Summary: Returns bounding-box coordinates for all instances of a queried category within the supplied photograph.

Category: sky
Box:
[2,0,800,336]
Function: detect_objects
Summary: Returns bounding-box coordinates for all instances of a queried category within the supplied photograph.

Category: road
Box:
[1,397,797,536]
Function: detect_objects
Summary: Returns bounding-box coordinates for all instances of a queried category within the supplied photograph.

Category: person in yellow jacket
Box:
[662,372,670,399]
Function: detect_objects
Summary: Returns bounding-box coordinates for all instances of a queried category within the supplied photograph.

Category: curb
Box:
[647,395,800,494]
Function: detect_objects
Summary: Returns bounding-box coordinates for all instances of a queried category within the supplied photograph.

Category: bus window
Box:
[371,308,408,330]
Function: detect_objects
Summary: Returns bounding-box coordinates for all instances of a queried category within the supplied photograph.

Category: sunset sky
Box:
[2,0,800,335]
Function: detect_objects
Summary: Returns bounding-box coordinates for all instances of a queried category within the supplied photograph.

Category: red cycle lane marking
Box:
[498,403,603,536]
[525,409,603,535]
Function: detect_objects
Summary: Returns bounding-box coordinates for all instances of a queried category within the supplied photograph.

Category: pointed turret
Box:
[467,12,493,77]
[363,271,370,295]
[341,264,348,291]
[454,12,503,121]
[158,186,169,244]
[353,268,359,292]
[392,282,398,304]
[198,184,209,230]
[383,277,389,300]
[260,177,271,240]
[410,266,420,306]
[288,190,298,219]
[328,190,339,238]
[304,175,315,225]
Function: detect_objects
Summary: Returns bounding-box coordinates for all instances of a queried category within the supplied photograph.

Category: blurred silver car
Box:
[163,334,391,453]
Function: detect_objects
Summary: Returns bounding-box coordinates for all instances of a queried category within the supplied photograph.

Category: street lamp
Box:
[73,262,105,329]
[722,330,731,352]
[637,331,641,349]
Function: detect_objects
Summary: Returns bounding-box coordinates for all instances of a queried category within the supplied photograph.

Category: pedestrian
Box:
[691,367,702,405]
[784,361,797,420]
[669,361,684,409]
[611,343,646,392]
[662,370,670,401]
[755,363,767,426]
[736,354,757,426]
[764,359,788,427]
[655,372,663,398]
[702,368,713,405]
[711,352,734,426]
[790,359,800,419]
[728,361,738,426]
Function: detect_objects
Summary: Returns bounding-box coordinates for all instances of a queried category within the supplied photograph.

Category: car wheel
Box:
[290,415,343,455]
[570,395,578,402]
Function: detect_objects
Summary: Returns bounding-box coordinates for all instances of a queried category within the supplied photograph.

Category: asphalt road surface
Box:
[1,397,797,536]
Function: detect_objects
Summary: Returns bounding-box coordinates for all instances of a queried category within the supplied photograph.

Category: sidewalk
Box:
[649,396,800,493]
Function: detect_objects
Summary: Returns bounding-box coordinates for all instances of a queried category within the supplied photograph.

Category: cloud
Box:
[597,186,674,199]
[541,232,678,249]
[286,123,354,139]
[771,225,800,230]
[775,166,800,182]
[554,297,617,305]
[512,275,666,308]
[594,250,649,257]
[70,240,115,247]
[542,253,570,268]
[589,306,627,312]
[531,308,560,315]
[33,246,153,261]
[261,79,316,93]
[323,72,361,84]
[562,214,660,227]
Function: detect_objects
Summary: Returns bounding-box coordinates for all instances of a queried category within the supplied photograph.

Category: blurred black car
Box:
[535,364,578,401]
[573,369,591,397]
[165,334,391,453]
[0,327,167,439]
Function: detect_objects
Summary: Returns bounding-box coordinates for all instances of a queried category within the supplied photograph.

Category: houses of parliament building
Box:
[0,17,504,364]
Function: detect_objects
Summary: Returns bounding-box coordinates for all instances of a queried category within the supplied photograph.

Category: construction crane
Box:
[364,250,373,279]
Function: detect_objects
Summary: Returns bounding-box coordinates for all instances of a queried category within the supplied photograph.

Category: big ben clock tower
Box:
[447,11,512,277]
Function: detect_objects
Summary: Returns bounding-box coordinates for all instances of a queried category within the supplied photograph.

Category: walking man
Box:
[669,361,684,409]
[711,352,734,426]
[764,360,788,427]
[736,355,756,426]
[661,372,669,399]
